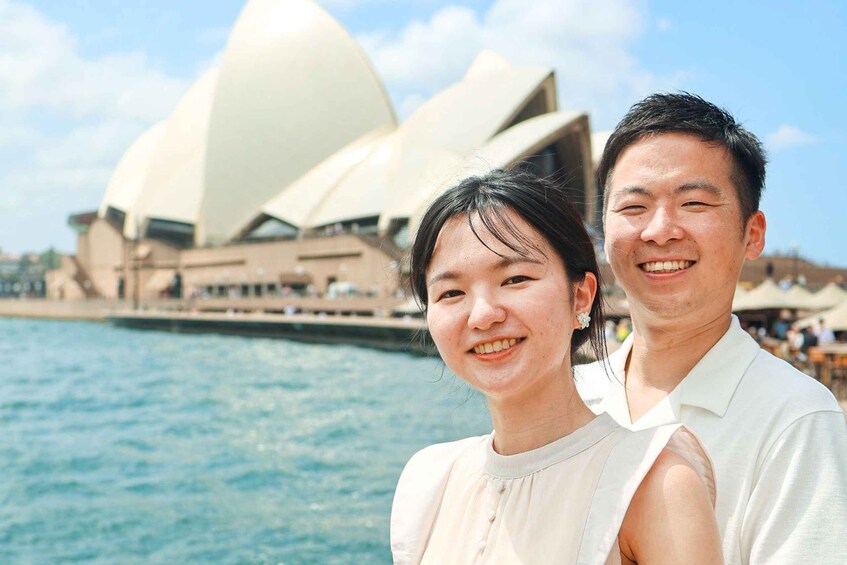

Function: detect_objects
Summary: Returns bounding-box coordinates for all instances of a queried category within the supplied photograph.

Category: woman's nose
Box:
[467,295,506,330]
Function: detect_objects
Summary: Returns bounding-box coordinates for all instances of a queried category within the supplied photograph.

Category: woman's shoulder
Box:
[394,435,490,499]
[391,435,489,564]
[403,435,489,474]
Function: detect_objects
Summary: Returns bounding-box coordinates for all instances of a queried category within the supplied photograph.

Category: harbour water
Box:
[0,318,491,563]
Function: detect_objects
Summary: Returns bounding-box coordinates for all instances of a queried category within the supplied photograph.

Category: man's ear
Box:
[745,211,766,260]
[573,272,598,329]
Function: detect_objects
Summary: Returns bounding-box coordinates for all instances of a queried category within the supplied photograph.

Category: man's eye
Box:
[503,276,531,285]
[683,201,709,208]
[616,204,645,212]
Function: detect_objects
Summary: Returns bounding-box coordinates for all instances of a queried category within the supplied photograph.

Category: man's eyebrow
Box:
[608,186,651,201]
[427,255,543,286]
[675,181,723,196]
[609,181,724,202]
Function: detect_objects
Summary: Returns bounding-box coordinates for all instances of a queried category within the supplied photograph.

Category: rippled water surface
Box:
[0,318,490,563]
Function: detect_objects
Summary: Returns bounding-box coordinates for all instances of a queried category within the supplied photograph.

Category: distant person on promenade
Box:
[391,169,722,564]
[817,317,836,345]
[576,92,847,564]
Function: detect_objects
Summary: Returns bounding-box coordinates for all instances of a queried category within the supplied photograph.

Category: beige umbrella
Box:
[808,282,847,310]
[798,298,847,331]
[784,284,815,310]
[731,284,750,311]
[733,279,787,310]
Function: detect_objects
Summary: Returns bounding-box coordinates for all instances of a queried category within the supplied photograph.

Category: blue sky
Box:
[1,0,844,266]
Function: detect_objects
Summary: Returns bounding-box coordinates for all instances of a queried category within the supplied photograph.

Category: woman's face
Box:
[425,208,593,403]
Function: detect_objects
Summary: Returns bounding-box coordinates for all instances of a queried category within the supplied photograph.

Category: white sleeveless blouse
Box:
[391,413,715,565]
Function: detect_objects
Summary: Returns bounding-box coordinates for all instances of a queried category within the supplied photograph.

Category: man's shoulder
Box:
[735,348,842,418]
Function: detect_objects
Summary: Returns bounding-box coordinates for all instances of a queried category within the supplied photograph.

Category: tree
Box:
[39,247,61,270]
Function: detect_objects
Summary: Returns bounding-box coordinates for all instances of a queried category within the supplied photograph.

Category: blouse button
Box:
[498,482,506,494]
[488,510,496,522]
[478,540,487,553]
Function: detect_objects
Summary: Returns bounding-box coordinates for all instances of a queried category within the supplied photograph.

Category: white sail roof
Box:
[295,51,557,231]
[259,128,392,229]
[98,121,168,237]
[133,68,219,231]
[198,0,397,245]
[405,111,590,231]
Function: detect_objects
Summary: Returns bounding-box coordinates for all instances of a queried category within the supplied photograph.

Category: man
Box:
[817,317,836,345]
[576,92,847,565]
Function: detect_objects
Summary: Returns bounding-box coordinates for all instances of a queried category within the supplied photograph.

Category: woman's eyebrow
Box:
[427,270,459,286]
[427,255,542,286]
[493,255,543,269]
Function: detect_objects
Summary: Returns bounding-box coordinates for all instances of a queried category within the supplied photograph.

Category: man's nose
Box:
[640,207,684,245]
[467,294,506,330]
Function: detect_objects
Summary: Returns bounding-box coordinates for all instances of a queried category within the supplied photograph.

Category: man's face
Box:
[603,132,765,326]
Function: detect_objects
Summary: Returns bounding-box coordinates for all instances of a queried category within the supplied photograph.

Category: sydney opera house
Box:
[47,0,600,307]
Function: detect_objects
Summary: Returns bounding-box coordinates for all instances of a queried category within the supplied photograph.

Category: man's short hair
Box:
[597,92,767,223]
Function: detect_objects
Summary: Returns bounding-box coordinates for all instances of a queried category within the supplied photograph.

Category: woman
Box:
[391,169,721,564]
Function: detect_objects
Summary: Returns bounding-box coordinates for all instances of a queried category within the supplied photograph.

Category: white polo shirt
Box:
[575,316,847,565]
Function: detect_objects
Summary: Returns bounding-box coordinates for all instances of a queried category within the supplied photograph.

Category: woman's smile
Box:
[470,336,521,354]
[470,336,524,358]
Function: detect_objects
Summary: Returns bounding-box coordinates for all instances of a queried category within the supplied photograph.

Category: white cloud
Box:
[355,0,682,125]
[33,120,148,169]
[0,1,188,121]
[657,18,672,31]
[0,0,191,251]
[0,165,113,212]
[357,6,483,94]
[765,124,818,151]
[0,120,42,150]
[317,0,394,9]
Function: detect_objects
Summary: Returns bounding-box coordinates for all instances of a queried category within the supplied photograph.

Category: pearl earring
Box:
[577,312,591,330]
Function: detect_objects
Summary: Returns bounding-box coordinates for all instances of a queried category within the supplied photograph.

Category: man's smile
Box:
[639,260,695,274]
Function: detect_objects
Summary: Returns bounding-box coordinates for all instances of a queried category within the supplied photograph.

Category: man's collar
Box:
[604,316,760,419]
[676,316,760,417]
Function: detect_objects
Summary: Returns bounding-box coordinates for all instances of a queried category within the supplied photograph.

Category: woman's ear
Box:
[573,272,598,329]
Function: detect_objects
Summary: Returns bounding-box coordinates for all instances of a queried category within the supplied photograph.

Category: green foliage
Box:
[39,247,62,270]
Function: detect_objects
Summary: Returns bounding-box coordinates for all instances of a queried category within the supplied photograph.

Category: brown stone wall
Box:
[83,219,126,298]
[179,235,398,298]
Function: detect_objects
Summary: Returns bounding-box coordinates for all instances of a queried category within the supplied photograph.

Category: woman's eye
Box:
[436,289,463,301]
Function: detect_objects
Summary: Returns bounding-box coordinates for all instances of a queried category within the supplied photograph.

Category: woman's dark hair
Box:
[409,168,605,364]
